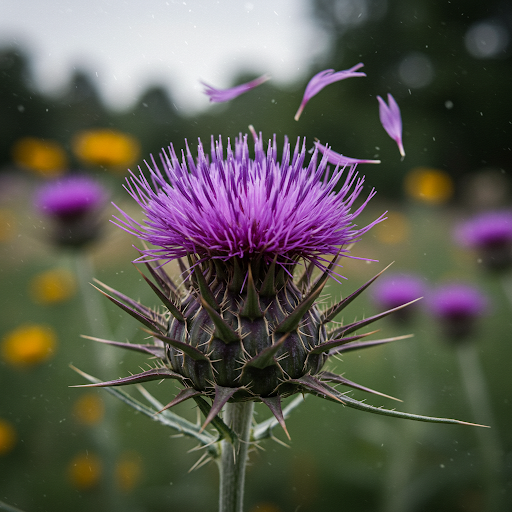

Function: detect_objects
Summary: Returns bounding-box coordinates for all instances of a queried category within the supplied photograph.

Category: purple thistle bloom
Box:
[427,283,488,342]
[455,210,512,271]
[201,74,270,103]
[315,141,381,166]
[35,175,107,248]
[372,273,425,311]
[294,63,366,121]
[114,132,384,270]
[377,94,405,158]
[36,175,107,219]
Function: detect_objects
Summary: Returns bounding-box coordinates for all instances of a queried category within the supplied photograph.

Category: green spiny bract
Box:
[88,256,408,435]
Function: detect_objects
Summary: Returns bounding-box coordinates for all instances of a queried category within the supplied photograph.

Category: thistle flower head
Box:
[35,174,108,248]
[455,210,512,271]
[372,273,425,322]
[116,132,383,271]
[427,283,488,342]
[36,175,107,219]
[80,131,474,437]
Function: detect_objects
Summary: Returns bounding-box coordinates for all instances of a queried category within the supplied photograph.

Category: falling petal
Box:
[377,93,405,157]
[315,141,381,166]
[294,63,366,121]
[201,74,270,103]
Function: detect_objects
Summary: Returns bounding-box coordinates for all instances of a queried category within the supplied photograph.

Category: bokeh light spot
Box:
[116,451,143,492]
[1,324,57,367]
[0,419,17,456]
[73,129,140,169]
[30,268,77,304]
[398,52,434,89]
[404,167,454,204]
[68,452,102,490]
[374,211,410,244]
[73,393,105,426]
[465,21,509,59]
[11,137,67,177]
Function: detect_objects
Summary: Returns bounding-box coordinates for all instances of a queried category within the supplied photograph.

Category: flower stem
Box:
[218,401,255,512]
[456,343,504,512]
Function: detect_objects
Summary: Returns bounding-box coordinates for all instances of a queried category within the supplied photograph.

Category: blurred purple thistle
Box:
[428,283,488,342]
[35,174,107,248]
[455,210,512,271]
[36,175,107,219]
[372,273,426,310]
[315,141,381,166]
[201,74,270,103]
[377,93,405,158]
[294,63,366,121]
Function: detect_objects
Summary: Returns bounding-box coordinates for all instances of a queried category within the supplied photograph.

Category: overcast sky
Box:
[1,0,329,113]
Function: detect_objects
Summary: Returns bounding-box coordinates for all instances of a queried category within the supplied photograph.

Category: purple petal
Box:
[377,94,405,157]
[201,74,270,103]
[294,63,366,121]
[315,141,381,166]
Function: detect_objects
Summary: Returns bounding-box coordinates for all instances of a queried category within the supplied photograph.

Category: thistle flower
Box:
[377,94,405,158]
[35,175,107,248]
[455,210,512,271]
[427,283,488,342]
[80,132,477,436]
[294,63,366,121]
[372,273,425,322]
[202,75,270,103]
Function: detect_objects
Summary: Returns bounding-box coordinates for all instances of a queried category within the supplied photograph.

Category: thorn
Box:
[200,297,240,344]
[261,396,290,440]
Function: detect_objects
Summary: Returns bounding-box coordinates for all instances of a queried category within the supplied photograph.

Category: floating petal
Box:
[295,63,366,121]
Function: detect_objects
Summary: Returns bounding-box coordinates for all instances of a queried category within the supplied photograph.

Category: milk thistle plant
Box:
[74,65,481,512]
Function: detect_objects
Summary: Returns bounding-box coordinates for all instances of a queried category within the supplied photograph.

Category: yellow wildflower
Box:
[73,393,105,426]
[11,137,67,177]
[116,452,142,492]
[404,167,454,204]
[30,268,76,304]
[374,211,410,244]
[68,452,102,490]
[1,324,56,367]
[0,419,17,456]
[73,129,140,169]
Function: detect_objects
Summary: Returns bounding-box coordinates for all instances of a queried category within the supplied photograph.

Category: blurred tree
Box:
[309,0,512,197]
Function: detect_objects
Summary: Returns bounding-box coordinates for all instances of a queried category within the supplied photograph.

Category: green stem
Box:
[456,343,504,512]
[73,251,123,511]
[218,401,255,512]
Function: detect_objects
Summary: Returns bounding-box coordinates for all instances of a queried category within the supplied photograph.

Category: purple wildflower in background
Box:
[201,74,270,103]
[315,141,381,166]
[36,175,106,218]
[116,132,384,269]
[372,273,425,322]
[36,175,107,247]
[294,63,366,121]
[455,210,512,271]
[427,283,488,342]
[377,94,405,158]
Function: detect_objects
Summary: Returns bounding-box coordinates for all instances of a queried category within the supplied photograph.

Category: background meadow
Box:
[1,1,512,511]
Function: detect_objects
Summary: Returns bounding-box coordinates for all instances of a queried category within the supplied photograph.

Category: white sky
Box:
[1,0,329,113]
